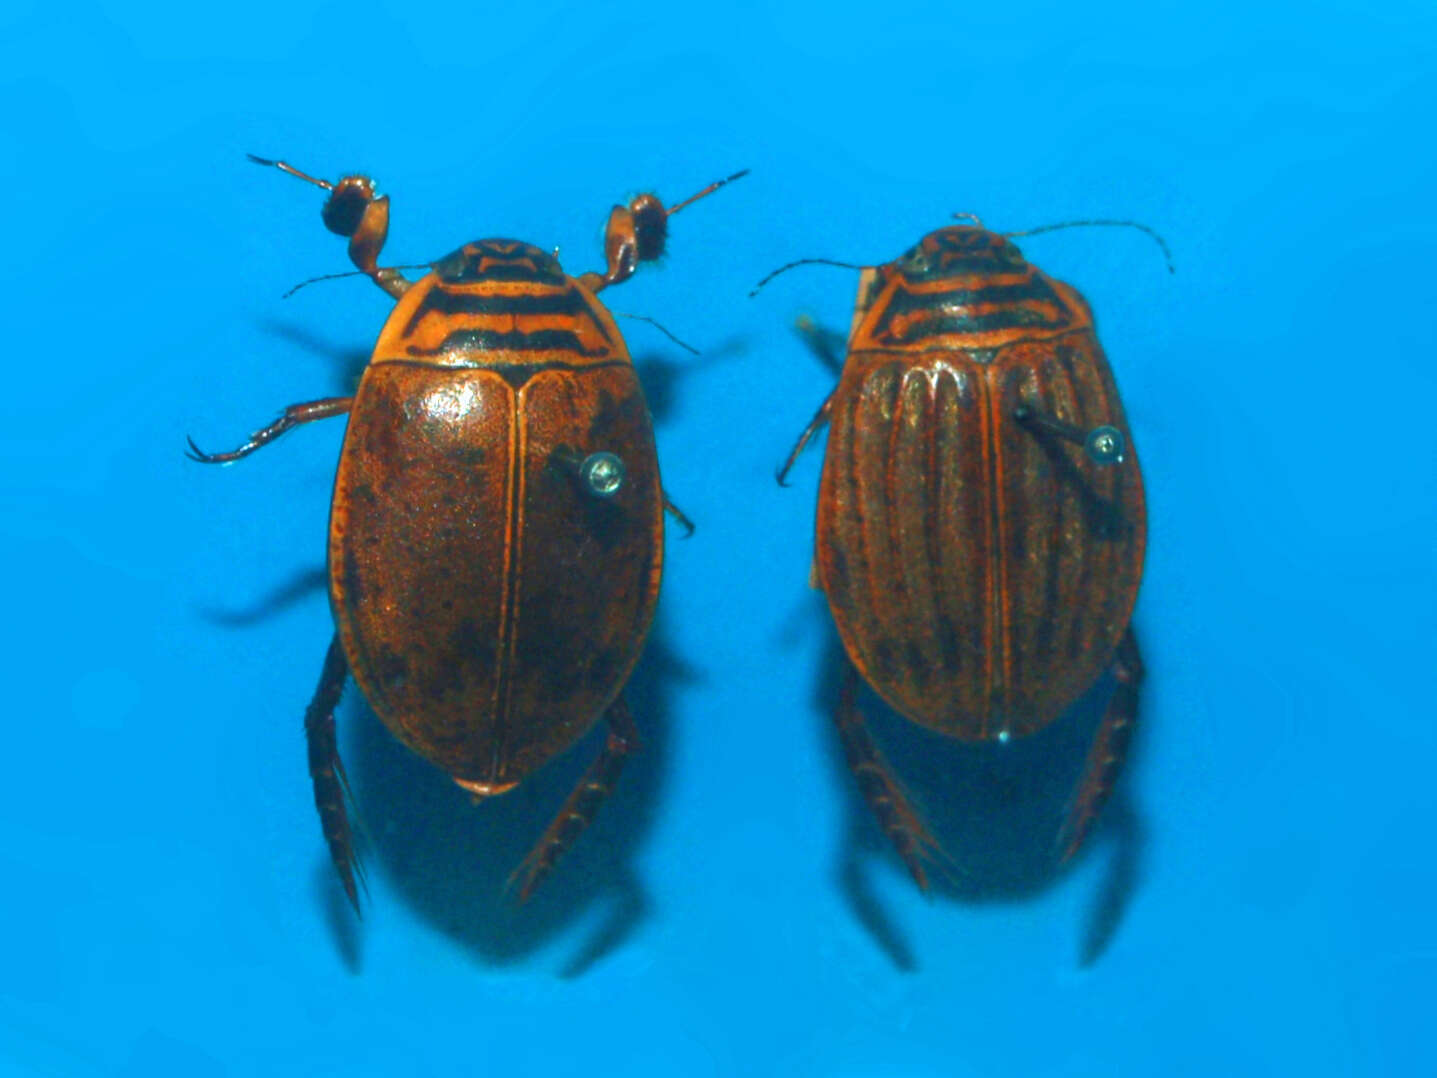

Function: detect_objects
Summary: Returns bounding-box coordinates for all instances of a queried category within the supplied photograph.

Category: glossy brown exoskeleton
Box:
[760,222,1156,888]
[190,156,744,909]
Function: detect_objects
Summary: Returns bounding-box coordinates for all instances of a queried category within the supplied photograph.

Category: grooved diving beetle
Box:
[191,156,744,909]
[755,219,1164,888]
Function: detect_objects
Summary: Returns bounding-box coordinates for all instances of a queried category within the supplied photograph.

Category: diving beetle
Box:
[190,156,744,909]
[755,219,1165,887]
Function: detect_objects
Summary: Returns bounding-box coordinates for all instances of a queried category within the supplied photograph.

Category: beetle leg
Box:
[186,397,351,464]
[1057,628,1144,862]
[578,170,748,293]
[508,697,641,903]
[777,391,836,487]
[248,155,414,299]
[305,635,365,915]
[663,493,696,537]
[834,660,948,892]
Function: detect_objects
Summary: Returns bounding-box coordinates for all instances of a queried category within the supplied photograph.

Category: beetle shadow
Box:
[631,335,749,426]
[342,610,692,977]
[258,318,372,395]
[196,567,328,627]
[315,860,364,974]
[806,614,1148,971]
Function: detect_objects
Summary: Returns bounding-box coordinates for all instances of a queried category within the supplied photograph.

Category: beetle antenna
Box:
[666,169,750,216]
[282,263,433,299]
[1004,219,1175,274]
[748,258,866,299]
[951,212,984,226]
[612,312,701,356]
[247,152,335,191]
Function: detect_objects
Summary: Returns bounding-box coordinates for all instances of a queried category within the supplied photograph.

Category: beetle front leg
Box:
[509,696,641,903]
[577,170,748,294]
[1057,628,1144,862]
[834,660,949,892]
[774,316,845,486]
[248,155,414,300]
[186,397,351,463]
[305,635,365,914]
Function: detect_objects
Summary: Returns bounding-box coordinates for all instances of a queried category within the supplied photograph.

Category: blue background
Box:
[2,1,1433,1074]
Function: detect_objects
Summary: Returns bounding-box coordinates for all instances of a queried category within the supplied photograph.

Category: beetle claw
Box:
[185,435,217,463]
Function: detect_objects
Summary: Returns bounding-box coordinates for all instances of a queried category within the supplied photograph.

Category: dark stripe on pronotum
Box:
[401,287,616,344]
[874,306,1071,344]
[883,275,1067,317]
[405,328,612,358]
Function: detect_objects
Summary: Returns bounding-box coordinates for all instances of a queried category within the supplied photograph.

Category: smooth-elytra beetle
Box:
[190,156,744,909]
[756,220,1163,888]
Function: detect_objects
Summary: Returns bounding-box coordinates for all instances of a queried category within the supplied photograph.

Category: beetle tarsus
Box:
[185,397,352,464]
[508,697,641,903]
[1057,628,1144,862]
[834,661,949,892]
[305,635,365,915]
[777,390,835,487]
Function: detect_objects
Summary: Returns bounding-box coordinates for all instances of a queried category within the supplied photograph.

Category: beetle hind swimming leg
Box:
[834,660,952,892]
[1056,628,1144,862]
[185,397,351,464]
[507,697,641,903]
[305,635,366,915]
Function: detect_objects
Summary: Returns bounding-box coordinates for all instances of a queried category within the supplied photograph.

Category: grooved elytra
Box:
[769,221,1153,887]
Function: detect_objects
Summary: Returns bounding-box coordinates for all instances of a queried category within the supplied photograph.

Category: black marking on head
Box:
[893,226,1028,282]
[432,239,565,284]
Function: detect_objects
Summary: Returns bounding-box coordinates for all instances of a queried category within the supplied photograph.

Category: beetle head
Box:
[432,239,566,285]
[893,226,1028,282]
